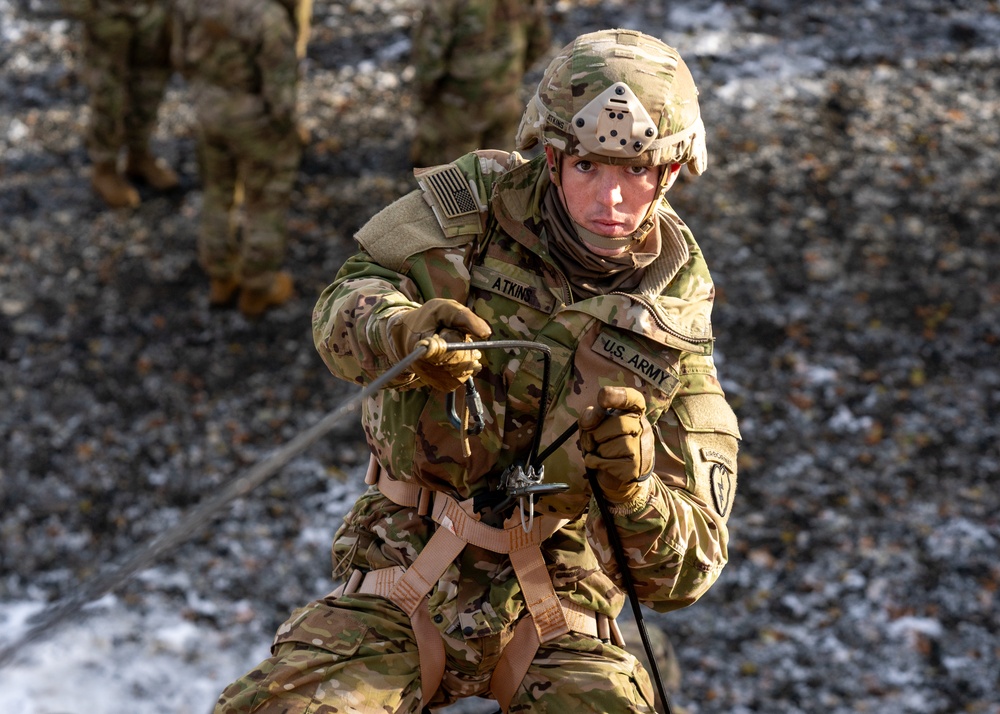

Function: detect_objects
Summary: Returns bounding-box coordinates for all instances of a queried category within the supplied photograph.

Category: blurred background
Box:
[1,1,998,712]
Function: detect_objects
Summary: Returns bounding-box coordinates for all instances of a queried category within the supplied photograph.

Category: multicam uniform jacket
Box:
[409,0,551,164]
[312,150,740,639]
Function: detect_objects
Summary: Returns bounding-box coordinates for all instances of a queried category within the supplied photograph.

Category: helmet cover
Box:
[516,29,707,175]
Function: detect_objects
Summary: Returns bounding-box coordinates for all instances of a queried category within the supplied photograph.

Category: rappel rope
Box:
[0,342,433,669]
[3,337,675,714]
[588,468,674,714]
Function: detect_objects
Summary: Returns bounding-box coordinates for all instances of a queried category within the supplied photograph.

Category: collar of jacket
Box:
[489,155,716,354]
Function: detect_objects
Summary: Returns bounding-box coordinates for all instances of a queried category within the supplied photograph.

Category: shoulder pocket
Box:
[672,393,741,521]
[673,393,741,440]
[355,190,474,272]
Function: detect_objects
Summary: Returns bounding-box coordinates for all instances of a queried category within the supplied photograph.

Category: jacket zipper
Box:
[610,290,714,346]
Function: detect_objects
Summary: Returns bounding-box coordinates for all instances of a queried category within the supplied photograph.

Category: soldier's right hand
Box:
[579,386,655,505]
[387,298,492,392]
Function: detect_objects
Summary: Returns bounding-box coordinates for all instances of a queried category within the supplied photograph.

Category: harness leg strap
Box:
[387,526,467,708]
[367,468,609,710]
[490,615,538,712]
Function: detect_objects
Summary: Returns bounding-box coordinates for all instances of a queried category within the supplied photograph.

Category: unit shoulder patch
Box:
[708,461,734,518]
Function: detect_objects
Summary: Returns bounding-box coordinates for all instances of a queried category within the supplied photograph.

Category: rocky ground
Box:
[1,1,999,713]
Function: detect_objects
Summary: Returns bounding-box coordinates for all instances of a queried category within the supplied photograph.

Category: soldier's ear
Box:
[662,163,682,192]
[544,146,561,186]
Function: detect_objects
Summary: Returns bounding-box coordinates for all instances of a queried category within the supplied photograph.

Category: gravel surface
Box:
[2,1,999,713]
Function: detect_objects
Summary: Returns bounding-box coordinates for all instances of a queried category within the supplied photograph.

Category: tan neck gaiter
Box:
[541,185,660,300]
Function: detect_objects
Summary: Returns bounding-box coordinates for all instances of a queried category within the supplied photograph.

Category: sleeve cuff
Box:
[605,478,654,517]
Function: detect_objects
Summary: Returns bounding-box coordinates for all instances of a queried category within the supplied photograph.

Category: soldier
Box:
[409,0,552,167]
[78,0,179,208]
[170,0,307,317]
[216,29,740,712]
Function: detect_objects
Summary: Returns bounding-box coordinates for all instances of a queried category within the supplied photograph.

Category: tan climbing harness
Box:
[332,456,624,712]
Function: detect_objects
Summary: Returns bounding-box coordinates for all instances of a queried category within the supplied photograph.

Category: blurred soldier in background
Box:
[409,0,552,167]
[76,0,179,208]
[171,0,309,318]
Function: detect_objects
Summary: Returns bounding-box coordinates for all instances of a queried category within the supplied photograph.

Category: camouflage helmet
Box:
[516,29,707,175]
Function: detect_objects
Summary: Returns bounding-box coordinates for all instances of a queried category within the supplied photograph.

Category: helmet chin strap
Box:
[624,161,680,244]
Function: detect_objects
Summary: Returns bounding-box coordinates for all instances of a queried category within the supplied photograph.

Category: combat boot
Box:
[297,122,311,147]
[209,275,241,307]
[126,151,179,191]
[91,161,140,208]
[237,271,294,318]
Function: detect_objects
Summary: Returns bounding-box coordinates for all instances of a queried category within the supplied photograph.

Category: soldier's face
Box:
[556,154,665,253]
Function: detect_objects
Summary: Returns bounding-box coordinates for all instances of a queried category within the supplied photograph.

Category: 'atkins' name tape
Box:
[471,266,556,312]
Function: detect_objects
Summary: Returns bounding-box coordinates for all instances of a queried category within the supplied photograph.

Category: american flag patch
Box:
[423,165,478,219]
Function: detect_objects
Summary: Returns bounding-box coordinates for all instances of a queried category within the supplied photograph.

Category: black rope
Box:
[588,471,673,714]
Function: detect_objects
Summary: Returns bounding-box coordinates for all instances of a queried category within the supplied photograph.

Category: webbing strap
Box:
[381,477,572,643]
[432,492,525,553]
[508,546,567,643]
[372,468,579,706]
[374,469,425,510]
[377,473,572,635]
[410,600,447,708]
[338,564,444,709]
[389,526,466,616]
[356,566,403,597]
[489,599,607,712]
[490,613,538,712]
[359,564,604,714]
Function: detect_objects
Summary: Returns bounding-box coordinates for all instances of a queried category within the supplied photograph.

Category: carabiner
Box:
[445,378,485,435]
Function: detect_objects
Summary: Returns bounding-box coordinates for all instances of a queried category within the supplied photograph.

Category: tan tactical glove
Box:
[579,386,655,505]
[386,298,492,392]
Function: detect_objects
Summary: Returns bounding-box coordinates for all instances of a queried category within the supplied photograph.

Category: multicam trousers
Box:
[214,593,657,713]
[81,3,172,163]
[409,87,524,168]
[192,88,302,289]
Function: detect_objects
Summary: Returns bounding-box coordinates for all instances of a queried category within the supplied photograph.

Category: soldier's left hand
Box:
[579,386,655,503]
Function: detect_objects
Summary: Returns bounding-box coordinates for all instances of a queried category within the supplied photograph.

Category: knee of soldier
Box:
[513,633,657,711]
[214,645,349,714]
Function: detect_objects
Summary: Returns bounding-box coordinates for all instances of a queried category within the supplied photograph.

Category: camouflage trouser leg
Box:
[215,594,424,714]
[82,14,133,164]
[197,134,241,282]
[509,635,657,713]
[82,8,170,164]
[239,126,301,290]
[410,89,523,167]
[122,4,171,156]
[215,593,656,713]
[195,108,301,288]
